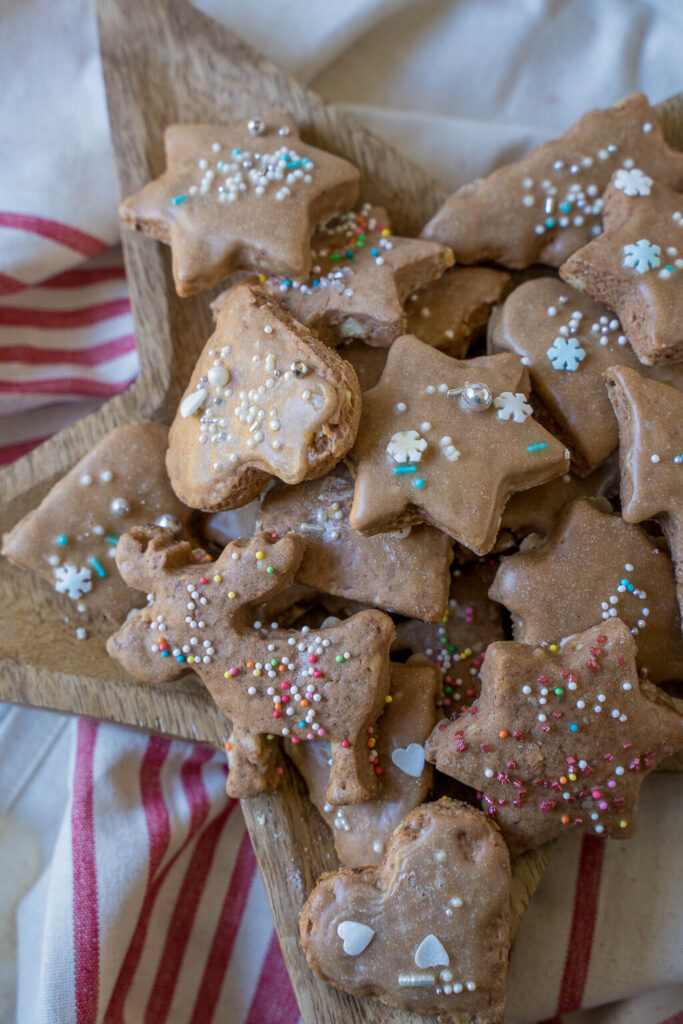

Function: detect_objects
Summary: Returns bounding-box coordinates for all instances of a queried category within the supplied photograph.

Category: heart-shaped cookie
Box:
[300,798,510,1023]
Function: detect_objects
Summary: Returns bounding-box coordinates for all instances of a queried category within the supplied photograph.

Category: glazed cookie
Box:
[605,366,683,624]
[490,498,683,685]
[2,422,195,622]
[500,458,619,539]
[426,619,683,851]
[347,334,570,553]
[561,175,683,364]
[406,267,511,357]
[166,284,361,511]
[119,114,360,295]
[212,204,454,347]
[393,558,504,712]
[422,94,683,269]
[256,466,453,622]
[488,277,683,474]
[300,798,510,1024]
[288,660,440,867]
[106,527,394,803]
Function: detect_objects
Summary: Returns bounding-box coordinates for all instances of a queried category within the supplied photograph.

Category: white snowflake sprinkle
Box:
[386,430,428,464]
[613,167,652,197]
[493,392,532,423]
[546,335,587,371]
[622,239,661,274]
[54,563,93,601]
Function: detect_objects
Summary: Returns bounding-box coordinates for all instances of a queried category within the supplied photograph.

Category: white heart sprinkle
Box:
[180,388,207,418]
[391,743,426,777]
[414,934,449,969]
[337,920,375,956]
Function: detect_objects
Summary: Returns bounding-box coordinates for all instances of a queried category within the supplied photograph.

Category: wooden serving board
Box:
[0,1,681,1019]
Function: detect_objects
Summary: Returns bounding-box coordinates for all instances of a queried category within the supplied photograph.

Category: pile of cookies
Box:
[4,95,683,1024]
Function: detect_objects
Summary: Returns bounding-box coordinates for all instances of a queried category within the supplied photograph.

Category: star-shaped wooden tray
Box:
[1,1,682,1019]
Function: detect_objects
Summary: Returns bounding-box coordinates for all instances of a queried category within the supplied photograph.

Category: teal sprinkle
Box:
[232,148,241,156]
[559,202,572,213]
[176,654,185,663]
[299,721,306,728]
[570,723,578,732]
[545,217,556,228]
[527,442,548,453]
[413,478,425,489]
[666,265,675,273]
[54,534,68,547]
[161,651,170,658]
[171,195,187,205]
[394,464,417,475]
[89,557,107,579]
[105,535,119,546]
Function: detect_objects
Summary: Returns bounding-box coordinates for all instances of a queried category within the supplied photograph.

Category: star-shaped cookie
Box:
[212,204,454,347]
[500,458,619,539]
[119,114,360,295]
[256,465,453,622]
[605,365,683,624]
[561,176,683,364]
[288,660,440,867]
[406,267,511,357]
[490,497,683,684]
[347,334,570,553]
[166,284,361,511]
[489,277,683,473]
[422,94,683,270]
[425,618,683,851]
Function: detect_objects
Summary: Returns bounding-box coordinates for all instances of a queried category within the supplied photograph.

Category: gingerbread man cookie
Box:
[561,175,683,364]
[348,334,570,553]
[422,94,683,270]
[300,797,510,1024]
[167,284,361,511]
[2,422,195,622]
[212,204,454,347]
[106,526,394,803]
[288,660,440,867]
[406,266,511,357]
[605,365,683,624]
[488,277,683,474]
[490,498,683,684]
[119,114,360,295]
[256,466,453,622]
[426,619,683,851]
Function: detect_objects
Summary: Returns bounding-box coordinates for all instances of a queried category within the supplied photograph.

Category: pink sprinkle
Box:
[276,766,284,775]
[341,739,350,748]
[599,801,608,810]
[317,728,325,737]
[291,736,300,744]
[308,654,318,664]
[199,577,208,585]
[367,727,374,735]
[273,711,281,719]
[591,789,602,799]
[313,670,323,678]
[228,667,238,677]
[607,780,616,789]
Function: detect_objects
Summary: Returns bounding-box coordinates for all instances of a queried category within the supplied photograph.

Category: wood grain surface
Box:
[0,0,681,1019]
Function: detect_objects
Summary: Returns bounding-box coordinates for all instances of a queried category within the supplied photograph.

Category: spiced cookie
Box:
[106,527,394,803]
[488,277,683,474]
[166,284,361,511]
[119,114,360,295]
[348,334,570,553]
[561,175,683,364]
[300,798,510,1024]
[490,498,683,684]
[605,365,683,625]
[426,619,683,851]
[288,660,440,866]
[2,422,195,622]
[422,94,683,269]
[256,466,453,622]
[406,266,511,357]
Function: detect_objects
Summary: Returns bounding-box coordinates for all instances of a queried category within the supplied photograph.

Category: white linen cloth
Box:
[1,0,682,1021]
